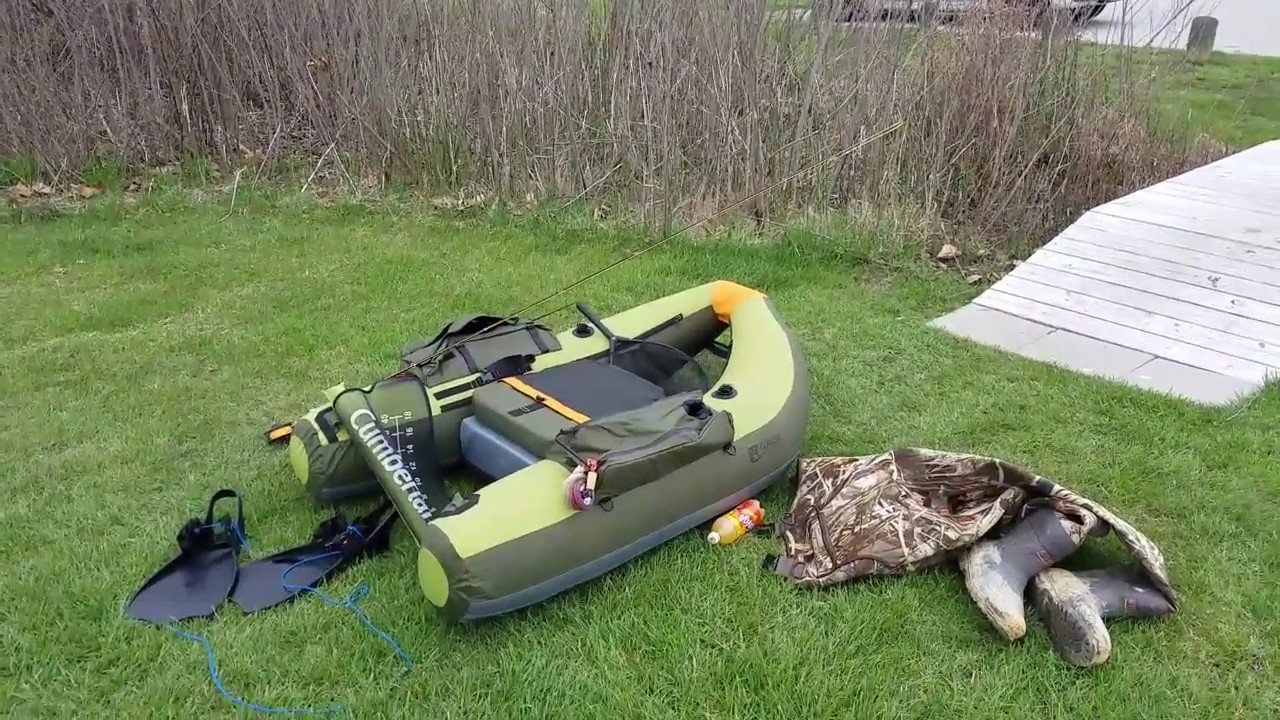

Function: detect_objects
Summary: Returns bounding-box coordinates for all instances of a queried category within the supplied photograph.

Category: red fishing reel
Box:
[563,459,600,511]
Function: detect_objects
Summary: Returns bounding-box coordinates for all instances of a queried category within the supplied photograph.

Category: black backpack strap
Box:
[434,354,535,399]
[401,314,516,363]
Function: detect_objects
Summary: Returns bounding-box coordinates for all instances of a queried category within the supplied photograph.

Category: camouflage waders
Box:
[763,448,1178,666]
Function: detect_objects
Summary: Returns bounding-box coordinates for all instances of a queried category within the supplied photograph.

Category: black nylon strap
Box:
[433,377,481,400]
[433,354,535,399]
[454,343,479,374]
[529,328,551,353]
[314,409,341,444]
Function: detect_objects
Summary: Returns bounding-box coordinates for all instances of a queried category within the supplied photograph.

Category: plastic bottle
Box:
[707,499,765,545]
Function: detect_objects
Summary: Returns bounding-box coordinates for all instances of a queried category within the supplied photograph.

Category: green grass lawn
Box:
[2,189,1277,717]
[1110,49,1280,149]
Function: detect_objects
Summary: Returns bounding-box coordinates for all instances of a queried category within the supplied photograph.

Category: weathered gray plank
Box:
[973,288,1274,383]
[1046,236,1280,307]
[1169,143,1280,185]
[1203,156,1280,181]
[1069,213,1280,272]
[1096,195,1280,250]
[1183,145,1280,179]
[1164,169,1280,204]
[987,275,1280,370]
[1167,164,1280,200]
[1167,162,1280,194]
[1139,143,1280,201]
[1140,182,1280,219]
[1239,139,1280,161]
[1008,260,1280,347]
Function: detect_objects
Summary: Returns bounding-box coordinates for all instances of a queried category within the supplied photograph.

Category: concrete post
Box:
[1186,16,1218,64]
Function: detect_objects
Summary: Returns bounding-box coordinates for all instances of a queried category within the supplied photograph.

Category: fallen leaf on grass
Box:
[936,243,960,260]
[32,182,53,196]
[965,274,983,284]
[239,144,266,165]
[429,192,489,211]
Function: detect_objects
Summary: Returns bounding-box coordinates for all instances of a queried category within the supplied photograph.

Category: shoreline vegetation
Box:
[6,0,1274,260]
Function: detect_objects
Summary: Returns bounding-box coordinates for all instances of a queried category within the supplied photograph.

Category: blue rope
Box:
[196,518,252,554]
[166,625,344,716]
[150,524,411,716]
[229,519,252,554]
[279,528,416,670]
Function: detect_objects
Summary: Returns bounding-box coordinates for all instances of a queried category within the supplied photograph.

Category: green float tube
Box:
[307,280,809,623]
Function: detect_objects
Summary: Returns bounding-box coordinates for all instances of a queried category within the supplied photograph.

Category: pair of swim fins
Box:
[124,488,398,625]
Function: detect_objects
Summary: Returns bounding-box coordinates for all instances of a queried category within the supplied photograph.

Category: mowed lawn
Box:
[1130,50,1280,149]
[2,192,1277,718]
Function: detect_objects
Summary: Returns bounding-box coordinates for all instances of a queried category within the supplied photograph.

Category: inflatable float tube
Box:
[284,285,741,504]
[320,280,809,623]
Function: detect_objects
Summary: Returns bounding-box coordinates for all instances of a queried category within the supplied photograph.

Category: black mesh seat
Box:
[517,360,667,418]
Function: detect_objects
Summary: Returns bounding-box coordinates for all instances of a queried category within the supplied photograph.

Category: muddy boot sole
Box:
[1031,568,1111,666]
[1031,567,1175,668]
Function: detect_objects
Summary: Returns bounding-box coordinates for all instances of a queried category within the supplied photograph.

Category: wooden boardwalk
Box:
[931,139,1280,406]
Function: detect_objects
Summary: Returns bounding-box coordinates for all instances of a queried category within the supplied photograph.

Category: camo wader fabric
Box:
[769,448,1177,609]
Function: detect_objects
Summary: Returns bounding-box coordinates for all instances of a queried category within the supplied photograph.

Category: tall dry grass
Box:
[0,0,1218,247]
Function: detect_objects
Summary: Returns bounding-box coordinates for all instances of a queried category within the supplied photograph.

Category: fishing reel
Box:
[563,459,599,511]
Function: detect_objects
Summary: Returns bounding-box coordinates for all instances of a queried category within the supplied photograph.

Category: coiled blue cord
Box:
[167,625,344,716]
[279,525,416,669]
[159,523,412,716]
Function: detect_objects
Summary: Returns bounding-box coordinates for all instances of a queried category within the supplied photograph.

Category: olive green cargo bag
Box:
[278,314,563,504]
[547,392,736,501]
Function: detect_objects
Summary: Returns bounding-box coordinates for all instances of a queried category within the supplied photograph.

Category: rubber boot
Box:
[959,507,1095,641]
[1030,567,1175,668]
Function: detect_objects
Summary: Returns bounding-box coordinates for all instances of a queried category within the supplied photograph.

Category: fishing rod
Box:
[388,120,905,382]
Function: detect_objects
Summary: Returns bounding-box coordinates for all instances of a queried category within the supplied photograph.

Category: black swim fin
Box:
[229,500,399,614]
[125,489,248,625]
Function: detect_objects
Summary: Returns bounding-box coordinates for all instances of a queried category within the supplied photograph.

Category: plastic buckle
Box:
[176,489,244,553]
[311,515,350,544]
[332,528,370,560]
[583,458,600,503]
[264,420,294,445]
[176,517,212,553]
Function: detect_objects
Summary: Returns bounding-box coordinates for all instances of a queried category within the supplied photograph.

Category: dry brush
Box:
[1,0,1218,248]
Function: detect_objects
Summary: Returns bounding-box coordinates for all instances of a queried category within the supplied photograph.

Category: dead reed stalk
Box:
[0,0,1217,248]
